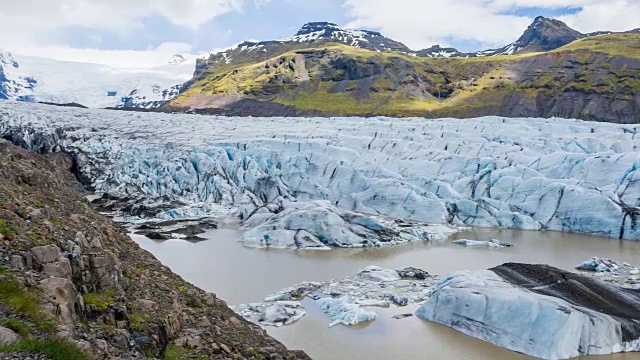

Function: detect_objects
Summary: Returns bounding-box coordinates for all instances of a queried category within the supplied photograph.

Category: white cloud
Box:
[0,0,244,67]
[342,0,531,49]
[12,42,205,69]
[342,0,640,50]
[0,0,243,31]
[558,0,640,33]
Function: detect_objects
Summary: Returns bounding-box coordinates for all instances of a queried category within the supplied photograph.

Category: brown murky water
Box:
[130,226,640,360]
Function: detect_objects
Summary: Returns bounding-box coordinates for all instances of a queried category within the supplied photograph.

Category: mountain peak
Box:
[296,22,340,35]
[274,21,410,52]
[516,16,584,52]
[416,45,464,58]
[478,16,584,56]
[168,54,187,65]
[533,15,551,22]
[0,50,19,68]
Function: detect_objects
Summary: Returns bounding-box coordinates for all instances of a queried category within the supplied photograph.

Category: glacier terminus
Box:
[1,101,639,246]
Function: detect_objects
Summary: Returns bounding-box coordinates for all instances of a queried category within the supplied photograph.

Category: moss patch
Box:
[0,270,41,319]
[0,337,89,360]
[0,318,31,337]
[0,219,18,236]
[83,290,114,311]
[164,344,208,360]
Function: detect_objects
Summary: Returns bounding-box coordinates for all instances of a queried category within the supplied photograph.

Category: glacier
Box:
[416,263,640,360]
[1,101,640,244]
[0,51,194,109]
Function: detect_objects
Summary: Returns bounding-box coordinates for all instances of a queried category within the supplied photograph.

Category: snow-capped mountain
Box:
[200,22,413,70]
[0,50,195,109]
[278,22,411,52]
[414,45,466,58]
[168,54,188,65]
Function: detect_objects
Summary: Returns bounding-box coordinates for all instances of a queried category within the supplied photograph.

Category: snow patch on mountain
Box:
[278,22,381,49]
[0,50,194,108]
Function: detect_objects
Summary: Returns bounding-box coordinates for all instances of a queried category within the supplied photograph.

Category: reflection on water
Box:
[131,226,640,360]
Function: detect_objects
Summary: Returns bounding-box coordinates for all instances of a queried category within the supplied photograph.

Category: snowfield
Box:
[0,51,194,109]
[1,101,640,245]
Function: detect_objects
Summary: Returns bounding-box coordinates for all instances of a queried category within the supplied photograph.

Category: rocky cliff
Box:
[0,139,309,359]
[169,33,640,123]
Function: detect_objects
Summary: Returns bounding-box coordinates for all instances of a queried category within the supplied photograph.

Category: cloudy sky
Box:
[2,0,639,68]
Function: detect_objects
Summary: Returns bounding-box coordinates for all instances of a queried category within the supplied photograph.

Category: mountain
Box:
[0,50,194,108]
[475,16,585,56]
[3,17,640,122]
[169,19,640,123]
[415,45,465,58]
[168,54,188,65]
[414,17,586,58]
[281,22,412,52]
[194,22,412,80]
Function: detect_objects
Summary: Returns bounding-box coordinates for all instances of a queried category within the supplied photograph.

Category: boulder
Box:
[39,277,79,332]
[31,245,61,267]
[136,299,158,311]
[10,255,25,270]
[42,258,72,279]
[417,263,640,360]
[0,326,18,344]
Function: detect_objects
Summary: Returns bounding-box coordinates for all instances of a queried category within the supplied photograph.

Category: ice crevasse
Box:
[1,101,640,244]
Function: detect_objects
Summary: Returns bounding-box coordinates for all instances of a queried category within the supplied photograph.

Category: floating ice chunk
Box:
[354,299,390,307]
[236,301,306,327]
[316,297,377,327]
[577,257,619,272]
[357,266,401,282]
[417,264,640,359]
[264,282,323,302]
[453,239,513,247]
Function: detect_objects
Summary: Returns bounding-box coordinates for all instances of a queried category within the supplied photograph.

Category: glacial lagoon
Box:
[131,226,640,360]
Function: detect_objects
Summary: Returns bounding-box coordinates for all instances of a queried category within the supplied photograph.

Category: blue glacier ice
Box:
[236,301,306,327]
[1,101,640,245]
[416,269,640,359]
[316,297,377,327]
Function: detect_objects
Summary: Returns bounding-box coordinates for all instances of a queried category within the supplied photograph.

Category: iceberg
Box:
[316,297,377,327]
[2,101,640,243]
[576,257,619,272]
[238,266,434,327]
[264,282,323,302]
[416,263,640,360]
[453,239,513,247]
[356,266,402,282]
[236,301,306,327]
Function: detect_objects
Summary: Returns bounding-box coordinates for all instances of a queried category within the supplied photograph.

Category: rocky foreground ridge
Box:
[0,139,309,359]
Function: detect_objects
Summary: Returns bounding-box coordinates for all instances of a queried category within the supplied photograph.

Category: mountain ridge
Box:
[170,26,640,123]
[2,16,640,123]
